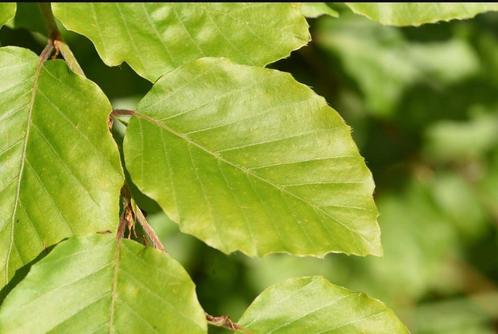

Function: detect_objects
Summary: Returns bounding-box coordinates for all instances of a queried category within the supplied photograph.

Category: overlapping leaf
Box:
[0,3,16,27]
[0,235,207,333]
[124,57,380,257]
[52,3,310,82]
[0,47,123,288]
[238,276,409,333]
[346,3,498,26]
[301,3,338,18]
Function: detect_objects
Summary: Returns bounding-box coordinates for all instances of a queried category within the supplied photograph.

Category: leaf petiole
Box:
[39,2,85,77]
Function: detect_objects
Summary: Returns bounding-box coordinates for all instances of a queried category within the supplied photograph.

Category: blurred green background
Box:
[2,3,498,333]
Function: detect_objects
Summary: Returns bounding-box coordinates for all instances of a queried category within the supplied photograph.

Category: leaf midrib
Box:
[107,241,206,333]
[108,238,121,332]
[4,55,45,283]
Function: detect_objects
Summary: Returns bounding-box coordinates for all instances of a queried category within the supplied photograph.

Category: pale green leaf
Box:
[346,3,498,26]
[52,3,310,82]
[0,47,123,288]
[301,3,339,18]
[0,3,16,27]
[123,57,380,257]
[0,235,207,333]
[238,276,409,333]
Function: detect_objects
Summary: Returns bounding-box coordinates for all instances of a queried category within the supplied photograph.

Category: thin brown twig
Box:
[117,194,133,241]
[39,40,55,64]
[111,109,136,117]
[109,109,136,130]
[206,313,244,332]
[133,203,166,252]
[116,209,128,240]
[119,185,166,252]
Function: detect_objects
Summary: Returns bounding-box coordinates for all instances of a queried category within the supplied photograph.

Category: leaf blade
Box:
[239,276,409,333]
[0,46,123,288]
[52,3,310,82]
[0,235,207,333]
[0,3,15,27]
[124,57,380,257]
[346,3,498,26]
[301,3,339,18]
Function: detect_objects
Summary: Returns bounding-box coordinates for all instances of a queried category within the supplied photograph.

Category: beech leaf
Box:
[123,57,381,257]
[52,3,310,82]
[346,3,498,26]
[301,3,339,18]
[0,235,207,333]
[0,3,16,27]
[0,47,123,288]
[239,276,409,333]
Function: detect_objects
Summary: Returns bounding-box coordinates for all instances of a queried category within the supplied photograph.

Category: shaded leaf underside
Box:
[124,58,380,257]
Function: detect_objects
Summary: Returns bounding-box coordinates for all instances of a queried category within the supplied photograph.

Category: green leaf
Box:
[0,3,16,27]
[346,3,498,26]
[238,276,409,333]
[52,3,310,82]
[0,47,123,288]
[301,3,339,18]
[123,57,380,257]
[0,235,207,333]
